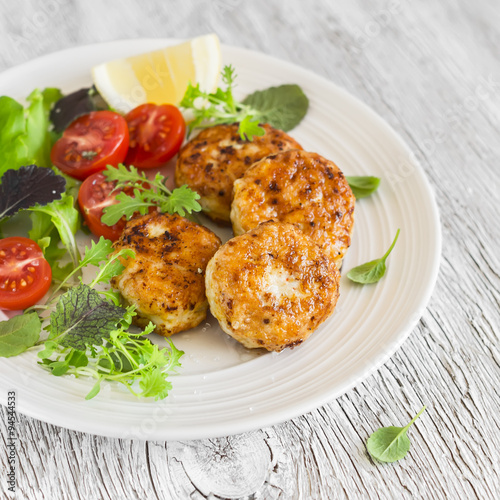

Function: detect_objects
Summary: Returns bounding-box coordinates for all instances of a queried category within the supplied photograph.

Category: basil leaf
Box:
[0,165,66,221]
[48,284,125,350]
[367,406,426,462]
[347,229,400,284]
[243,84,309,131]
[345,176,380,199]
[0,313,41,358]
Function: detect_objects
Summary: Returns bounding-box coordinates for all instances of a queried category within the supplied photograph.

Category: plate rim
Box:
[0,38,442,440]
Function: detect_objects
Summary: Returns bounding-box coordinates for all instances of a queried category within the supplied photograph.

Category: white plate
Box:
[0,39,441,440]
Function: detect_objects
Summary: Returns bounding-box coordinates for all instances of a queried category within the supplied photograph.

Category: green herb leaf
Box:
[347,229,400,284]
[79,237,114,268]
[29,194,81,269]
[161,185,202,217]
[367,406,426,462]
[242,84,309,132]
[37,340,58,360]
[90,247,135,287]
[180,65,267,140]
[85,379,102,400]
[139,367,172,399]
[47,360,70,376]
[48,284,125,350]
[238,115,266,141]
[345,176,381,199]
[0,313,41,358]
[101,164,201,225]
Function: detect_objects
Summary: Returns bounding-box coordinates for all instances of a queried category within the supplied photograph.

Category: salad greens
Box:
[0,237,183,400]
[39,309,183,401]
[0,88,62,177]
[367,406,427,462]
[180,65,309,140]
[347,229,400,284]
[101,164,201,225]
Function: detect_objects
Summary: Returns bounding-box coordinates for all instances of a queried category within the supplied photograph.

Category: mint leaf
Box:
[0,165,66,221]
[0,313,41,357]
[49,284,125,350]
[367,406,426,462]
[346,176,381,199]
[242,84,309,132]
[347,229,400,284]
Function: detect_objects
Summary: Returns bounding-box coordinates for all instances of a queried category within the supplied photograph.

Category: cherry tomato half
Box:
[125,104,185,168]
[78,171,129,241]
[0,237,52,310]
[51,110,129,180]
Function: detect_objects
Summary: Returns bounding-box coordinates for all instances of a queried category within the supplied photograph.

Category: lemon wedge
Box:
[92,34,221,113]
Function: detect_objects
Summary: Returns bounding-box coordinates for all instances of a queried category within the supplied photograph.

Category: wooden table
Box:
[1,0,499,498]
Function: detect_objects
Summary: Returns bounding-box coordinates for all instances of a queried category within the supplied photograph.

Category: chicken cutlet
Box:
[231,150,355,268]
[111,212,221,336]
[175,123,302,223]
[205,220,340,352]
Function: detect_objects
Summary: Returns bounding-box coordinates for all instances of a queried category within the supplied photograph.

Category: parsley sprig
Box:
[101,164,201,226]
[180,65,266,141]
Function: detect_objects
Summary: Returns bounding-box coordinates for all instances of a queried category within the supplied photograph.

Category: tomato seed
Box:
[20,279,27,288]
[27,275,34,284]
[28,266,35,273]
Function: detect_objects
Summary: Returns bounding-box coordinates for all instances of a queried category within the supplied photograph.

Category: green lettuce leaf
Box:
[0,88,62,178]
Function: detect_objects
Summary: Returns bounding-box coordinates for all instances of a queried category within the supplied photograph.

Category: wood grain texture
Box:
[1,0,499,498]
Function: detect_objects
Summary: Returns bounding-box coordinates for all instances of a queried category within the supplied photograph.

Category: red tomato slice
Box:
[0,237,52,310]
[78,171,128,241]
[51,110,129,180]
[125,104,185,168]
